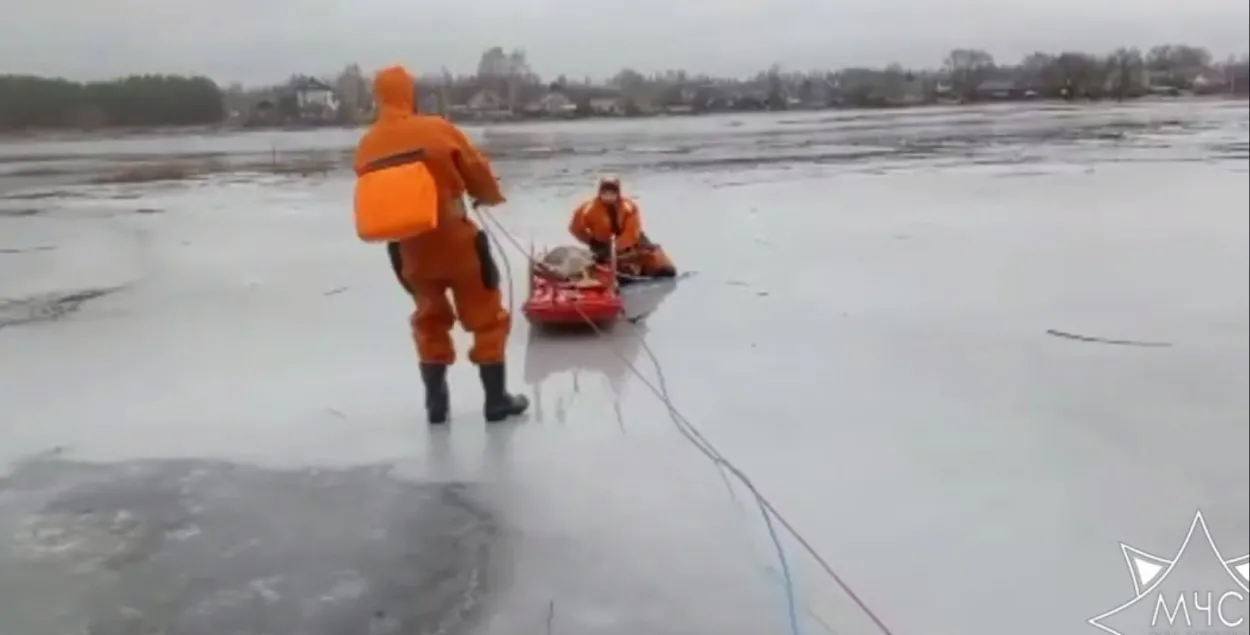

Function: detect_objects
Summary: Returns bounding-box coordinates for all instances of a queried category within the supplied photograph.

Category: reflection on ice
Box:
[523,278,679,427]
[620,277,681,321]
[524,324,645,428]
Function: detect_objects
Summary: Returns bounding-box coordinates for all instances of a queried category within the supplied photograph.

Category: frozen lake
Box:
[2,100,1248,635]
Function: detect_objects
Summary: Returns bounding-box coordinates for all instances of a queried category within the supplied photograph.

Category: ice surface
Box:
[1,101,1247,635]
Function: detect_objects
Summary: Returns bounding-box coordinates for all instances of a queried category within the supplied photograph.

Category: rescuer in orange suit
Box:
[568,176,676,279]
[354,65,528,424]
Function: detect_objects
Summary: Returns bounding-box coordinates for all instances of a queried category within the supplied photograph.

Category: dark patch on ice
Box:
[0,244,56,255]
[1,190,84,201]
[0,458,499,635]
[991,170,1054,178]
[0,207,45,217]
[134,207,164,215]
[0,287,120,329]
[1045,328,1172,348]
[1208,140,1249,160]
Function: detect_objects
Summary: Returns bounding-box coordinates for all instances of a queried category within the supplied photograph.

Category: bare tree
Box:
[504,48,533,109]
[881,63,908,102]
[943,49,996,99]
[1146,44,1212,72]
[765,63,786,109]
[476,47,509,78]
[796,77,815,103]
[1146,44,1213,88]
[221,82,248,117]
[1106,48,1145,99]
[611,68,647,100]
[506,49,533,80]
[1018,52,1055,86]
[334,63,369,120]
[1048,52,1107,98]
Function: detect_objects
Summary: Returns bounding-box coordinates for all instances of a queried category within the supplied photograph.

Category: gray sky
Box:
[4,0,1248,85]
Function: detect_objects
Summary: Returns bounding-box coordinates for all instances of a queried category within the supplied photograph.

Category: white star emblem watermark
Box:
[1089,510,1248,635]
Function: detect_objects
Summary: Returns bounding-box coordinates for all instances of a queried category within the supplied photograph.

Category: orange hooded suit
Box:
[354,66,510,366]
[568,177,676,278]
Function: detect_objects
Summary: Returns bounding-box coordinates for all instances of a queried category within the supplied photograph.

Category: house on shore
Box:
[291,77,339,122]
[589,96,625,116]
[467,89,504,111]
[974,79,1022,100]
[454,88,512,121]
[536,90,577,117]
[1192,69,1234,95]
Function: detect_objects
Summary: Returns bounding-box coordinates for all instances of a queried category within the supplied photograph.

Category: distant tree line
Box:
[0,74,225,131]
[934,44,1244,102]
[406,42,1248,119]
[3,42,1246,131]
[600,44,1248,110]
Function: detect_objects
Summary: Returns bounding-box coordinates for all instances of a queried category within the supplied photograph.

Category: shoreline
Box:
[0,98,1242,193]
[1,94,1244,145]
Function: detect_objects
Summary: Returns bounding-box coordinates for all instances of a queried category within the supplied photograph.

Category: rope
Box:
[472,205,896,635]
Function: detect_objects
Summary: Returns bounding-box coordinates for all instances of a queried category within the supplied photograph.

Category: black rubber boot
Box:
[479,363,529,423]
[419,363,449,424]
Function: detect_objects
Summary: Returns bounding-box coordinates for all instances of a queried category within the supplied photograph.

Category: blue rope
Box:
[759,497,804,635]
[478,210,875,635]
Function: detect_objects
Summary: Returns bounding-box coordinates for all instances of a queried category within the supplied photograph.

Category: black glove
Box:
[587,239,611,262]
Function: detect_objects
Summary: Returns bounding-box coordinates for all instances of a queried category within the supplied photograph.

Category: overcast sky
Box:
[3,0,1247,85]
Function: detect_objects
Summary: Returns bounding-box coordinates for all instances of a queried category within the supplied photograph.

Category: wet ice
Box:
[1,101,1247,635]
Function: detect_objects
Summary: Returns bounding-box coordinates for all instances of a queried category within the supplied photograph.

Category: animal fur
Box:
[537,246,596,278]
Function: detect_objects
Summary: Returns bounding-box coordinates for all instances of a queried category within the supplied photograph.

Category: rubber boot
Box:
[419,363,450,424]
[479,363,529,423]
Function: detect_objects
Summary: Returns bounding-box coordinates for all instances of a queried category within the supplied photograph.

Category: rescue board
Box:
[522,260,624,327]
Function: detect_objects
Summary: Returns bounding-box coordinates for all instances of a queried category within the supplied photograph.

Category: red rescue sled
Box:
[523,247,624,328]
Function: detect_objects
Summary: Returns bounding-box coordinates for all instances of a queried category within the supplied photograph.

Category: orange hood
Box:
[374,65,416,116]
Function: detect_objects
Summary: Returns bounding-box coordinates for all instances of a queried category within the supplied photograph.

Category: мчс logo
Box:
[1089,511,1249,635]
